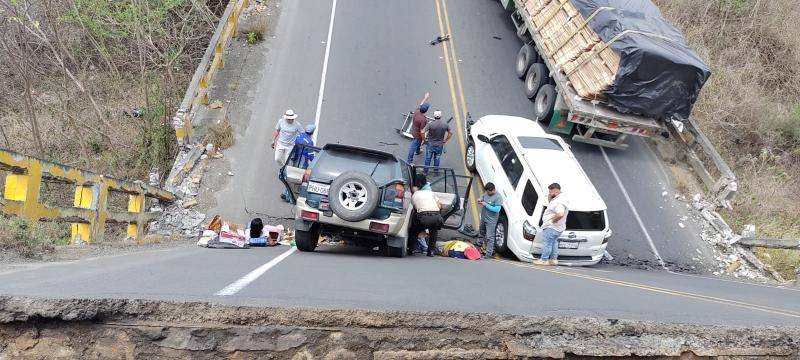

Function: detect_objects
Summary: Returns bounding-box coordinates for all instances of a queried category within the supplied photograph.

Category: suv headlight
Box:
[523,220,537,240]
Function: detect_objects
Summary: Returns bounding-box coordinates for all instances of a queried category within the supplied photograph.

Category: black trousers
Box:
[415,211,442,254]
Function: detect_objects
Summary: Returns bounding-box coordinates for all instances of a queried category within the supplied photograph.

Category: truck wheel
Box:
[329,171,379,222]
[494,214,510,256]
[295,225,320,252]
[515,45,538,79]
[465,141,477,173]
[387,236,408,258]
[525,63,549,99]
[534,84,557,123]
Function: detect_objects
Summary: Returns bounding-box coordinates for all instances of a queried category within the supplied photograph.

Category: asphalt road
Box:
[1,0,796,326]
[213,0,715,271]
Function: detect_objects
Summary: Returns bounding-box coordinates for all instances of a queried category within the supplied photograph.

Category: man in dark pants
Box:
[407,92,430,164]
[410,173,442,257]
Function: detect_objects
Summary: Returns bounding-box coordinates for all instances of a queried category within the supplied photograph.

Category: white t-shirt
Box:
[275,118,304,147]
[542,194,569,232]
[411,189,441,213]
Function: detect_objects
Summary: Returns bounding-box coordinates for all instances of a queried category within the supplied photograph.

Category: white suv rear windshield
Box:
[539,208,606,231]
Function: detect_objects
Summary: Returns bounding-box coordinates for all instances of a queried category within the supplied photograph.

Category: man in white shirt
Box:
[271,109,304,165]
[411,173,443,257]
[534,183,569,266]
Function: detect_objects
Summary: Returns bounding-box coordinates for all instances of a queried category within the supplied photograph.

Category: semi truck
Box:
[498,0,678,150]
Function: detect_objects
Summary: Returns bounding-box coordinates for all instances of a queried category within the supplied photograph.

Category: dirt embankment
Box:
[0,297,797,359]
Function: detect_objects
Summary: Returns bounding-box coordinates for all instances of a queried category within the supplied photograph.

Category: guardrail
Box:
[667,118,737,208]
[172,0,249,144]
[0,149,174,243]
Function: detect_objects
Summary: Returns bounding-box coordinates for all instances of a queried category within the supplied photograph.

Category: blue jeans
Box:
[407,138,422,163]
[416,236,428,253]
[479,215,498,257]
[424,144,443,168]
[540,228,561,260]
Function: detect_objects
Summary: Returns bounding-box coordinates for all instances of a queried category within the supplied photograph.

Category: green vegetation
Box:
[0,0,224,179]
[0,217,70,258]
[655,0,800,280]
[244,30,262,45]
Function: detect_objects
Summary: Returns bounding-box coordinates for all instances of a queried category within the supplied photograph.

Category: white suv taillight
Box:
[523,220,537,240]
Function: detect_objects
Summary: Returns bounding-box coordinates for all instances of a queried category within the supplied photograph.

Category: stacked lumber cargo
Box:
[518,0,711,121]
[522,0,618,100]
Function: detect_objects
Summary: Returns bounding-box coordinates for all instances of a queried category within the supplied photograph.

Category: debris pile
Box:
[684,193,778,282]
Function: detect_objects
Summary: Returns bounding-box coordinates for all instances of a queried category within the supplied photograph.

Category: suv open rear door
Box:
[278,144,322,204]
[414,166,474,230]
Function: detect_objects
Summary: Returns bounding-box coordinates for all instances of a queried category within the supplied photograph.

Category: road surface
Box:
[213,0,714,271]
[1,0,795,327]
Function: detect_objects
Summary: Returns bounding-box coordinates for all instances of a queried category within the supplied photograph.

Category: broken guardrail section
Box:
[172,0,250,145]
[667,118,737,208]
[0,149,174,243]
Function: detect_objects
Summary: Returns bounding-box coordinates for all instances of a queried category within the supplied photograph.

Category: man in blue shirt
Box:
[281,124,316,202]
[477,182,503,259]
[294,124,316,168]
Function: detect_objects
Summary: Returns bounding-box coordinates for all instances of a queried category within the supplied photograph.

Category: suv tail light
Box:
[523,220,537,240]
[301,210,319,221]
[301,169,311,184]
[369,222,390,233]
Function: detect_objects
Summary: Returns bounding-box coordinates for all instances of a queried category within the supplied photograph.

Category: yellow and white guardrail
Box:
[173,0,250,143]
[0,149,175,243]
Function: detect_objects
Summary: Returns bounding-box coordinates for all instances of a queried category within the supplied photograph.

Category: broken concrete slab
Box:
[0,296,798,359]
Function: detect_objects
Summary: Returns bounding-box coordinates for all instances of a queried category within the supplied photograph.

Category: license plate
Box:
[307,182,330,195]
[558,241,579,250]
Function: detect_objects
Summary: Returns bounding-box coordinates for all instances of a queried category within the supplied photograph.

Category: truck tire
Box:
[525,63,549,99]
[465,141,477,173]
[295,225,320,252]
[515,45,538,79]
[329,171,380,222]
[534,84,557,123]
[387,236,408,258]
[494,214,510,256]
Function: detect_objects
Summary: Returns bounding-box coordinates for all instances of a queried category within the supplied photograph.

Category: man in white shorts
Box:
[271,109,304,165]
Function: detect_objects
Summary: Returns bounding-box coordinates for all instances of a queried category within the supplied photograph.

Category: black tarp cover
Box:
[570,0,711,121]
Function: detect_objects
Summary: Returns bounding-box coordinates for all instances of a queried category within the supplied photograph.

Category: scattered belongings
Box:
[430,34,450,46]
[197,215,294,249]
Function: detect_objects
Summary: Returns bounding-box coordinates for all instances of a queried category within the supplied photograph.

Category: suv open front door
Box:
[413,166,474,230]
[279,144,322,204]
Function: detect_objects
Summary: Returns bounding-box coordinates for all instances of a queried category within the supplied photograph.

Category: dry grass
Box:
[205,118,234,151]
[654,0,800,278]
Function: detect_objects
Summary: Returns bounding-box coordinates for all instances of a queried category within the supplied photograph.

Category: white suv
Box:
[465,115,612,265]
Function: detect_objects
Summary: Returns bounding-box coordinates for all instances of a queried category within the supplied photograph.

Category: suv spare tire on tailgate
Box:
[329,171,380,222]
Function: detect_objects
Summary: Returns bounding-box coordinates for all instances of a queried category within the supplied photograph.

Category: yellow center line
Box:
[494,259,800,319]
[434,0,480,224]
[441,0,484,200]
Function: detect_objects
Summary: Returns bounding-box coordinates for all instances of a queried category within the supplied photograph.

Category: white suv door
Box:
[480,135,527,255]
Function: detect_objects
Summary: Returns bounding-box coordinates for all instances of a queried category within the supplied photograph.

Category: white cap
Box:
[283,109,298,120]
[433,110,442,119]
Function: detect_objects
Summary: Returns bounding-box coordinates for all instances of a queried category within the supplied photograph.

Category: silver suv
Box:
[280,144,473,257]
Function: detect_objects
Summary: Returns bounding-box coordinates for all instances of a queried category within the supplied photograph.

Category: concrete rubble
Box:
[683,193,782,282]
[152,144,214,237]
[0,296,798,359]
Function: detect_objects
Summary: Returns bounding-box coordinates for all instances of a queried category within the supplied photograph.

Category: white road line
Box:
[214,247,297,296]
[599,146,667,269]
[312,0,338,143]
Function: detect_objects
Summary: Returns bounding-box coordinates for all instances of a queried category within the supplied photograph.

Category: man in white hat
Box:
[271,109,304,165]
